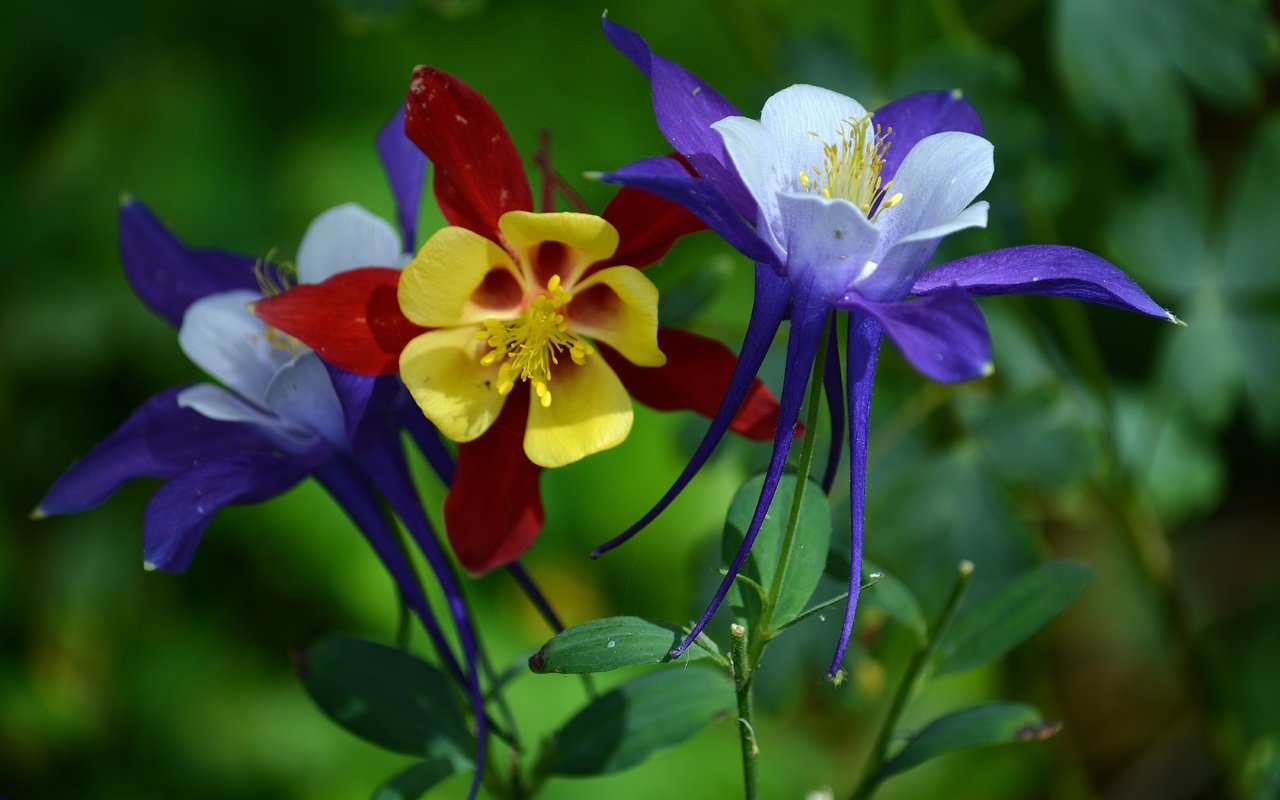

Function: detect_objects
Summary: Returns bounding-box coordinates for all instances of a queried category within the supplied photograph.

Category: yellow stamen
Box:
[800,114,901,220]
[477,275,595,407]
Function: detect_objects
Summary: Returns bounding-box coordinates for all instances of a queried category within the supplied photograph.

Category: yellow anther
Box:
[477,275,595,406]
[799,114,901,221]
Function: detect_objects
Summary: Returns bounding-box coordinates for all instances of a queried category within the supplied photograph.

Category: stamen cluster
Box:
[478,275,595,407]
[798,114,903,220]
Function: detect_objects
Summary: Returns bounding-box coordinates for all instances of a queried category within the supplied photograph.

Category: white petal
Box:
[759,84,868,188]
[179,290,285,405]
[296,203,402,285]
[263,351,347,450]
[776,192,881,301]
[874,131,994,250]
[857,202,990,302]
[177,383,313,448]
[712,115,786,261]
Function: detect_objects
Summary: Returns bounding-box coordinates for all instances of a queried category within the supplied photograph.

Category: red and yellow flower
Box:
[255,67,781,574]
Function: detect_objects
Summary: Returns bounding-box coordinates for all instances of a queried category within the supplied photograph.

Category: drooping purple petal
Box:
[836,288,993,383]
[394,384,457,486]
[912,245,1179,322]
[142,450,317,571]
[600,156,779,268]
[601,17,755,218]
[35,386,273,518]
[590,263,791,558]
[875,90,985,184]
[827,313,883,678]
[377,105,428,252]
[821,321,845,494]
[670,281,829,658]
[359,439,487,800]
[119,197,263,328]
[314,459,465,685]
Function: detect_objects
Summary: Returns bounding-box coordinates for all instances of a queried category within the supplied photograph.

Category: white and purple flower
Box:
[594,17,1180,678]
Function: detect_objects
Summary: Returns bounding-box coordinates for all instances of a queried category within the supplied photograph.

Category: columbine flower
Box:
[253,67,783,574]
[33,113,553,797]
[595,18,1181,677]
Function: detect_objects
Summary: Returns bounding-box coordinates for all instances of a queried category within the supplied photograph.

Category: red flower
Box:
[255,67,781,574]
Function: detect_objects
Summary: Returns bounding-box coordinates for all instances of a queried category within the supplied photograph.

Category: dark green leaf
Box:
[538,668,734,776]
[371,756,468,800]
[723,473,831,627]
[300,635,471,759]
[529,617,721,674]
[936,561,1092,675]
[878,702,1061,780]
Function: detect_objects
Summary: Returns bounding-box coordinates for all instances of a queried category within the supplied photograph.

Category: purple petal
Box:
[600,156,779,267]
[359,439,486,800]
[119,197,263,328]
[35,386,273,518]
[875,91,984,184]
[602,16,756,218]
[821,321,845,493]
[590,263,791,558]
[506,562,565,633]
[671,284,829,658]
[143,451,315,571]
[912,245,1179,322]
[395,383,457,486]
[377,106,427,252]
[314,460,466,684]
[837,288,993,383]
[827,314,883,678]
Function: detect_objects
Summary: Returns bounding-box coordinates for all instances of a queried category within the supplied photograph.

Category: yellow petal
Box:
[569,266,666,367]
[399,226,523,327]
[498,211,619,289]
[524,356,633,468]
[399,327,506,442]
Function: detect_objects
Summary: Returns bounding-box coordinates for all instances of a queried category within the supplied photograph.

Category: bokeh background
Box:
[3,0,1278,797]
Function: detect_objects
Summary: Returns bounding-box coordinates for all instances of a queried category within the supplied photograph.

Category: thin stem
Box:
[851,560,974,800]
[730,623,760,800]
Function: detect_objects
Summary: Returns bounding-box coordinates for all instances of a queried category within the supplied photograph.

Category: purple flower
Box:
[594,17,1180,678]
[32,111,540,798]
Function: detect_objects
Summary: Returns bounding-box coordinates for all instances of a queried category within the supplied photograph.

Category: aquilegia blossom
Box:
[594,18,1181,677]
[34,113,520,796]
[254,67,783,574]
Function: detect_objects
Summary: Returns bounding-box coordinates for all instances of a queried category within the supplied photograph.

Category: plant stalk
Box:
[730,623,761,800]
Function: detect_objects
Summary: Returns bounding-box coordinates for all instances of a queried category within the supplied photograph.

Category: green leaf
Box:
[935,561,1093,676]
[300,635,471,759]
[537,668,734,776]
[723,472,832,627]
[861,561,928,644]
[371,756,468,800]
[529,616,722,674]
[877,702,1061,780]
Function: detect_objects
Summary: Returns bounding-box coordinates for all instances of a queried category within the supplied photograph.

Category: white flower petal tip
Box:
[29,506,47,521]
[1168,312,1187,327]
[950,88,965,99]
[296,203,402,285]
[143,560,158,572]
[981,361,996,378]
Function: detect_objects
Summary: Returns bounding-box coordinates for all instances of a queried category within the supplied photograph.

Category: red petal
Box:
[597,156,706,271]
[253,267,424,376]
[444,390,545,574]
[601,328,781,441]
[404,67,532,241]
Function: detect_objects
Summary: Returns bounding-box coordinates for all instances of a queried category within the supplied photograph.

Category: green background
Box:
[3,0,1278,797]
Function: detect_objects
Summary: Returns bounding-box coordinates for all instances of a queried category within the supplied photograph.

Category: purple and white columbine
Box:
[594,17,1180,678]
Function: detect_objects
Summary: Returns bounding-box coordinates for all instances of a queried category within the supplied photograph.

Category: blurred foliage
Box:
[3,0,1279,798]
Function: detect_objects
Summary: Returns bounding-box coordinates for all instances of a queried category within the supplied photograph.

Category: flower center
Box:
[477,274,595,408]
[798,114,903,220]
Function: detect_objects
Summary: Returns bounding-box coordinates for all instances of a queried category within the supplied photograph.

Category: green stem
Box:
[851,560,974,800]
[730,623,760,800]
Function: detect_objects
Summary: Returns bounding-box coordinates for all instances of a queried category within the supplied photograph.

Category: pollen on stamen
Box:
[799,114,902,221]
